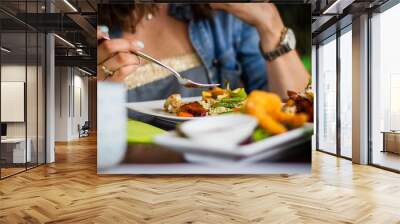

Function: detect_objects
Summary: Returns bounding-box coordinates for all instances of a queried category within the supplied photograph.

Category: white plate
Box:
[127,96,203,122]
[179,114,258,147]
[154,123,313,163]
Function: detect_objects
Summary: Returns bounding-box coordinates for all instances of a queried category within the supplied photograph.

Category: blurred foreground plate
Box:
[154,123,313,163]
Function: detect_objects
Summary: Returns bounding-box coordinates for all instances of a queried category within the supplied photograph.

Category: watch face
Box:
[283,28,296,50]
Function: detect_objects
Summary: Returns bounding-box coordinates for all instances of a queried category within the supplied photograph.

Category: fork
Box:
[131,50,220,88]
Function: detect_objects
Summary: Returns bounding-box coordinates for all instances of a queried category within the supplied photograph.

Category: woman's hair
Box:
[98,4,213,33]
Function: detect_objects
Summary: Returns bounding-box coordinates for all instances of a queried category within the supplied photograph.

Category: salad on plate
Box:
[164,86,247,117]
[163,85,314,142]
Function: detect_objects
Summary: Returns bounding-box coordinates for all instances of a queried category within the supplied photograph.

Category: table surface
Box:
[1,138,27,143]
[107,117,312,174]
[99,162,311,174]
[381,131,400,134]
[99,138,312,174]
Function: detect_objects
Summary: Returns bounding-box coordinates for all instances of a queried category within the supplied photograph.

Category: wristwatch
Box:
[260,27,296,61]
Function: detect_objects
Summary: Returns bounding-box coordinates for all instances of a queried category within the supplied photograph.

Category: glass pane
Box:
[1,31,27,177]
[27,31,38,169]
[26,0,40,169]
[339,29,352,158]
[317,37,337,154]
[0,0,46,178]
[38,32,45,165]
[371,3,400,171]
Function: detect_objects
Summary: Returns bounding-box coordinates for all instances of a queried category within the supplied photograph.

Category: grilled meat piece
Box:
[286,90,314,122]
[179,102,208,117]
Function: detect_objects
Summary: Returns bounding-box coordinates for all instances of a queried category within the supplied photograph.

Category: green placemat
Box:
[127,120,166,144]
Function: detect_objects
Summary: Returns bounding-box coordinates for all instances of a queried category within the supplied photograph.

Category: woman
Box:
[97,3,309,100]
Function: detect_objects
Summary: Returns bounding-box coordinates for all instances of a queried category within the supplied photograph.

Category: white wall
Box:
[1,65,25,138]
[71,74,89,138]
[55,66,70,141]
[1,65,26,140]
[54,67,89,141]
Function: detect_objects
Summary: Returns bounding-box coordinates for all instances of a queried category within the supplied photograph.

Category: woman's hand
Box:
[97,26,144,81]
[210,3,285,52]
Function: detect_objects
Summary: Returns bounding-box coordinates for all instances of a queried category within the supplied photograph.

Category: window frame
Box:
[314,22,353,160]
[0,0,48,180]
[367,0,400,173]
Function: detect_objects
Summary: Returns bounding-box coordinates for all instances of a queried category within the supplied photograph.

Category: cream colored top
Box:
[124,53,202,89]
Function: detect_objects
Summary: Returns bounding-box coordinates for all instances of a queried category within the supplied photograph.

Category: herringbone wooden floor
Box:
[1,135,400,224]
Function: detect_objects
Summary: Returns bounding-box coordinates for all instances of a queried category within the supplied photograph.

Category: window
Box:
[370,2,400,171]
[339,28,352,158]
[317,36,337,154]
[0,0,47,179]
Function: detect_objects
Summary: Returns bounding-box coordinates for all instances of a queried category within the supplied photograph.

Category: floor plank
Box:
[0,135,399,224]
[372,150,400,171]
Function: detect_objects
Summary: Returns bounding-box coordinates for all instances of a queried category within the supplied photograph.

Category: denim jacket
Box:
[169,4,267,92]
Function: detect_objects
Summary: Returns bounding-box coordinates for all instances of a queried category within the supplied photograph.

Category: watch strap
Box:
[260,27,292,61]
[261,44,291,61]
